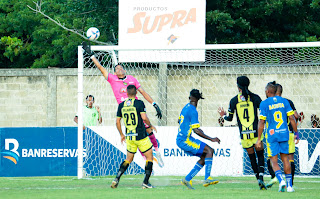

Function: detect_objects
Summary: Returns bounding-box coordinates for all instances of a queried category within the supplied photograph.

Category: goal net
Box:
[77,42,320,179]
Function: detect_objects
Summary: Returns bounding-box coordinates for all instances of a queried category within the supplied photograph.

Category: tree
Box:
[0,0,319,68]
[206,0,320,44]
[0,0,118,68]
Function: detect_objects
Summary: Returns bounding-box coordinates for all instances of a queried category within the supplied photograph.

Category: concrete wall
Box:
[1,66,320,128]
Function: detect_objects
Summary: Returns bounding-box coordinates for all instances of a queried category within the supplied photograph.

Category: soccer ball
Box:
[86,27,100,41]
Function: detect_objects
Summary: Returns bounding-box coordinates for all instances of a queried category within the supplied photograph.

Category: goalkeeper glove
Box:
[82,41,94,56]
[152,102,162,119]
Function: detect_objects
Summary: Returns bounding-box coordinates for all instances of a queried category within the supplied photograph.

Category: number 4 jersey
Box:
[225,93,262,139]
[259,96,294,143]
[116,98,148,140]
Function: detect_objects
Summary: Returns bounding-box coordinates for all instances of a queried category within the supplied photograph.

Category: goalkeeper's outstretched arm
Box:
[82,41,109,79]
[138,87,162,119]
[91,56,109,79]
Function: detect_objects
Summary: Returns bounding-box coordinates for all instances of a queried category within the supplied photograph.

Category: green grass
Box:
[0,176,319,199]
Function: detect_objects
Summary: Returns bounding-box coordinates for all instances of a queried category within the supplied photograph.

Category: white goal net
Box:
[77,42,320,179]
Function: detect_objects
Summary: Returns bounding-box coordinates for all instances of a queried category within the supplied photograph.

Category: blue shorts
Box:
[176,136,206,157]
[266,140,289,157]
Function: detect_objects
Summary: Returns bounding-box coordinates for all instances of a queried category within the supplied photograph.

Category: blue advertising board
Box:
[243,129,320,176]
[0,127,78,177]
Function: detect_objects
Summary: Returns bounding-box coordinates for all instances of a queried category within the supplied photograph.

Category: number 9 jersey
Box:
[259,96,294,143]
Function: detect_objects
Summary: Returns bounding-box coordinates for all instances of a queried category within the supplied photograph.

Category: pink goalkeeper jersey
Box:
[107,73,141,104]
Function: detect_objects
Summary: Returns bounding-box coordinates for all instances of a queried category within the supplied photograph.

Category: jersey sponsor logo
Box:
[268,103,284,110]
[120,87,127,93]
[240,95,246,101]
[123,82,128,85]
[273,97,277,102]
[126,100,132,106]
[0,138,87,165]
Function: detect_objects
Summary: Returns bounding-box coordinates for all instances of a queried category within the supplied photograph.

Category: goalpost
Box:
[78,42,320,179]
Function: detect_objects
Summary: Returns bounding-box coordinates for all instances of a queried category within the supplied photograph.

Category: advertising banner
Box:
[91,126,243,176]
[118,0,206,62]
[0,127,78,177]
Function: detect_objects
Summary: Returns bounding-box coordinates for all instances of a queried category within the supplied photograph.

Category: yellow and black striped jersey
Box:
[224,93,262,139]
[117,98,148,140]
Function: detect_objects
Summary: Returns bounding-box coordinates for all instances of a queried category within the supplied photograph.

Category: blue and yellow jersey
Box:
[259,96,294,142]
[177,103,200,140]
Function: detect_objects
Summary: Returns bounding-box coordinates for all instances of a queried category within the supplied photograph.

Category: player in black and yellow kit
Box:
[111,85,157,189]
[218,76,267,190]
[265,83,301,188]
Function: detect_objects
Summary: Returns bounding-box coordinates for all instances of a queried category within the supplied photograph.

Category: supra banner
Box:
[118,0,206,62]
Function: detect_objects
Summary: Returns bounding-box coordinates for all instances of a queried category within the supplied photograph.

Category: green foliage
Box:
[0,0,319,68]
[0,36,23,62]
[206,0,320,44]
[0,0,117,68]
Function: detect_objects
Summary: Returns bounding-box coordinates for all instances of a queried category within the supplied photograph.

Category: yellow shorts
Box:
[241,133,264,149]
[288,132,295,154]
[126,136,153,154]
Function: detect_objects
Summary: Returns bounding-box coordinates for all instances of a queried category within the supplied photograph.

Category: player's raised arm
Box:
[82,42,109,79]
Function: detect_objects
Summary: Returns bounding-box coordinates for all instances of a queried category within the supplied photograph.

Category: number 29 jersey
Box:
[116,98,147,140]
[259,96,294,143]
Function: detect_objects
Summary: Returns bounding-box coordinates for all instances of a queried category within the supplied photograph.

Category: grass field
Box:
[1,175,319,199]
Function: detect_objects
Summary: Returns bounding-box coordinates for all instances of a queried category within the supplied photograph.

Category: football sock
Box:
[275,170,284,183]
[143,161,153,184]
[116,160,130,181]
[204,158,213,180]
[148,133,159,151]
[248,153,259,180]
[285,174,293,187]
[256,150,265,181]
[185,162,203,181]
[290,160,295,185]
[267,159,275,178]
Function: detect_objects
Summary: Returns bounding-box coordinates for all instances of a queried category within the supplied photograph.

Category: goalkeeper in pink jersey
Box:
[82,42,164,168]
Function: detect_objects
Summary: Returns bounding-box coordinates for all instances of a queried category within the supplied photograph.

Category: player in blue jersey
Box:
[266,83,302,188]
[256,81,298,193]
[177,89,221,190]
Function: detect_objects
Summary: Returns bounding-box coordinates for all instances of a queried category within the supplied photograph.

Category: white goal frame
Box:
[77,41,320,179]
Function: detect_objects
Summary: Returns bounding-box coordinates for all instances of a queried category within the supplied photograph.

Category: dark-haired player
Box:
[82,42,164,167]
[111,85,157,189]
[178,89,221,190]
[218,76,267,190]
[266,83,301,188]
[256,81,298,192]
[74,94,102,130]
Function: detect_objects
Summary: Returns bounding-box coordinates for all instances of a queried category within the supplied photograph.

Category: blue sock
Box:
[285,174,292,187]
[185,163,203,181]
[275,170,284,182]
[205,158,213,180]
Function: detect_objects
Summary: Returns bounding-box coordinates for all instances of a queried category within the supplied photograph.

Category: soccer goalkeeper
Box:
[82,42,164,168]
